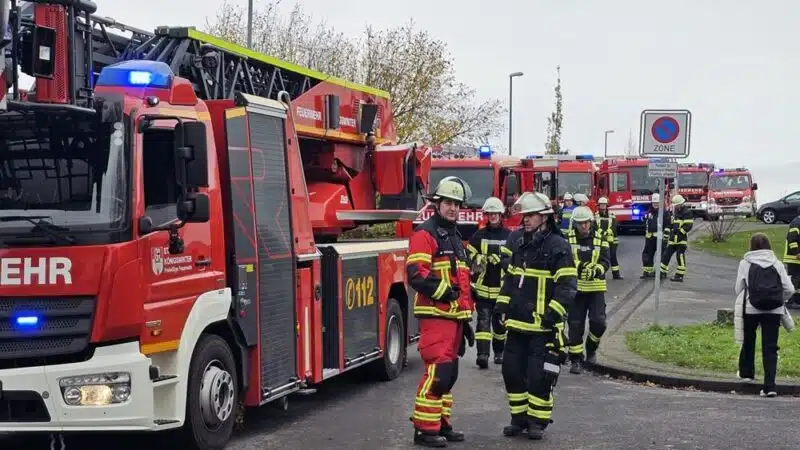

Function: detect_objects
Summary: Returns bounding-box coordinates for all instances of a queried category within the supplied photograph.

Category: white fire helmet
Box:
[482,197,505,214]
[563,193,574,201]
[651,193,660,204]
[672,194,686,206]
[573,193,589,204]
[597,196,609,205]
[514,192,554,215]
[571,206,594,223]
[425,176,472,203]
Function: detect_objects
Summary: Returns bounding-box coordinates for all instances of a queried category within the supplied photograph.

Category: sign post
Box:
[640,109,692,325]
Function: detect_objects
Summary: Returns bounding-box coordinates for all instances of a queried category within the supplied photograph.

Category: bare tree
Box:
[544,65,563,154]
[707,214,744,243]
[625,129,637,156]
[204,1,504,145]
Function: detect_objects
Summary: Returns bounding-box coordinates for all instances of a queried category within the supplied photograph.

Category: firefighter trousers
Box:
[475,299,506,357]
[641,237,664,274]
[567,292,607,360]
[661,243,687,277]
[610,241,621,274]
[502,331,556,429]
[412,318,463,433]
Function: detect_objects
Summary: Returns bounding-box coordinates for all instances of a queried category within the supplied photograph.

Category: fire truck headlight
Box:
[59,372,131,406]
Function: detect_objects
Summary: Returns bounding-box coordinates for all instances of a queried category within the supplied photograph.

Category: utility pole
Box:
[508,72,523,155]
[604,129,614,157]
[246,0,254,49]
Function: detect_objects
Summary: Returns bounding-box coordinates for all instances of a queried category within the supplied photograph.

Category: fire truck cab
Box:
[706,167,758,219]
[675,162,714,218]
[596,156,664,233]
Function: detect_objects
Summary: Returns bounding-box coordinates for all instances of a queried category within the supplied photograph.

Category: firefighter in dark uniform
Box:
[595,196,623,280]
[783,214,800,308]
[641,193,672,278]
[558,193,575,231]
[565,206,611,374]
[467,197,512,368]
[660,194,694,281]
[406,176,476,447]
[495,192,578,440]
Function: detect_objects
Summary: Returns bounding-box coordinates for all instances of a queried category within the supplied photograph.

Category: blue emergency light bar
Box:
[96,60,174,89]
[15,315,39,327]
[478,145,492,159]
[575,154,594,160]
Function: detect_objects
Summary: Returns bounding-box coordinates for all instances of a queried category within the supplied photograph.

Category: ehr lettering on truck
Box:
[706,167,758,220]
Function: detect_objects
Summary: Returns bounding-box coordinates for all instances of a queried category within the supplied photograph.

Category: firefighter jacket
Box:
[467,224,512,301]
[783,216,800,266]
[567,225,610,293]
[495,226,578,334]
[645,208,672,239]
[668,207,694,245]
[594,211,618,245]
[406,214,474,321]
[559,205,576,231]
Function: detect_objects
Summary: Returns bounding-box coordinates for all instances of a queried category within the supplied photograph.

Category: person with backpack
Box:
[734,232,796,397]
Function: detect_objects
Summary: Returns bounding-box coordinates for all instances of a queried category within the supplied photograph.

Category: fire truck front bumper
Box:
[0,341,156,432]
[707,202,755,217]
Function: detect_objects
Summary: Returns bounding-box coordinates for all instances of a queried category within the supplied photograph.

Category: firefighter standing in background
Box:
[567,193,590,229]
[783,214,800,309]
[467,197,512,368]
[640,193,671,278]
[565,206,611,374]
[558,193,575,231]
[660,194,694,282]
[595,197,623,280]
[406,176,476,447]
[496,192,577,440]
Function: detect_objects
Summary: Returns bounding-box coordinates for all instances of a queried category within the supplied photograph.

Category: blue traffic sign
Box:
[651,116,680,144]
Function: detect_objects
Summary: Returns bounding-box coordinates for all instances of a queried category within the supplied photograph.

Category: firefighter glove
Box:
[487,253,501,265]
[463,322,475,347]
[592,263,605,278]
[443,284,460,302]
[580,265,593,281]
[458,335,466,357]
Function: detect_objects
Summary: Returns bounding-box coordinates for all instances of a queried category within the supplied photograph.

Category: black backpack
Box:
[746,264,784,310]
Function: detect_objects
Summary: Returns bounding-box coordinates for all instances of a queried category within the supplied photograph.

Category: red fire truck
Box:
[0,1,429,448]
[596,156,666,233]
[409,147,523,240]
[706,167,758,219]
[676,162,714,218]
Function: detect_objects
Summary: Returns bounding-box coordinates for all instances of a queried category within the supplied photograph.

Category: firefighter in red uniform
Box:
[407,176,476,448]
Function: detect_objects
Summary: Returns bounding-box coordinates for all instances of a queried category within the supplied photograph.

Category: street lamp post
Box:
[246,0,253,49]
[604,129,615,157]
[508,72,524,155]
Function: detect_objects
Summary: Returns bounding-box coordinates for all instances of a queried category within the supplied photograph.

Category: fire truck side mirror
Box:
[504,174,519,205]
[177,193,210,223]
[752,183,758,190]
[174,121,209,189]
[21,25,56,78]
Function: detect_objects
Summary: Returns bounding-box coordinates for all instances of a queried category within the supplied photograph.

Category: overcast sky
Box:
[91,0,799,202]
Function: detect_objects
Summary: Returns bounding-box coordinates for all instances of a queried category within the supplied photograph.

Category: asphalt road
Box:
[7,230,800,449]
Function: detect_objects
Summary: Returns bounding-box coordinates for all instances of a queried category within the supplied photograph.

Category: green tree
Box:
[544,65,564,154]
[204,1,504,145]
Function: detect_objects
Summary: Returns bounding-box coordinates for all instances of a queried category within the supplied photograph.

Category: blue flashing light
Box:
[15,315,39,327]
[632,208,641,215]
[478,145,492,159]
[97,60,173,89]
[576,154,594,160]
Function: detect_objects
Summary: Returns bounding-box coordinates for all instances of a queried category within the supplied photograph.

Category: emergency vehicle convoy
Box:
[0,1,430,448]
[675,162,714,218]
[706,167,758,220]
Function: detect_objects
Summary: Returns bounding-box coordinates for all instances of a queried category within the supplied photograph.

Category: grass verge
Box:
[691,225,788,259]
[625,322,800,378]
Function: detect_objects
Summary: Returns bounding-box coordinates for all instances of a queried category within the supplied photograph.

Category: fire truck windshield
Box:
[430,167,493,208]
[557,172,592,197]
[0,111,129,244]
[630,166,659,194]
[709,174,751,190]
[678,171,708,188]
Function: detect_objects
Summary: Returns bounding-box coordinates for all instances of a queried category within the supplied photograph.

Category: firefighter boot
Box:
[494,354,503,365]
[502,417,528,437]
[527,421,546,440]
[476,354,489,369]
[585,351,597,364]
[613,271,624,280]
[439,425,465,442]
[570,358,582,374]
[640,271,652,279]
[413,429,447,448]
[670,274,684,282]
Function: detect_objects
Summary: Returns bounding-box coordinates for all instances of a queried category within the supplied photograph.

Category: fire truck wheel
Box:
[372,298,405,381]
[182,333,238,449]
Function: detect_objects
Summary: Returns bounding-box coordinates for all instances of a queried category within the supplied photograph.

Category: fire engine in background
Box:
[523,153,599,210]
[596,156,666,233]
[411,146,522,241]
[0,1,430,447]
[675,162,714,218]
[706,167,758,220]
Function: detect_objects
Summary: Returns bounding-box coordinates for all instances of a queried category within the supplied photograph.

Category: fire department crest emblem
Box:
[152,247,164,275]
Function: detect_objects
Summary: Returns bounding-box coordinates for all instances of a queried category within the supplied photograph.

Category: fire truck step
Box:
[152,375,179,386]
[154,419,180,426]
[296,388,318,396]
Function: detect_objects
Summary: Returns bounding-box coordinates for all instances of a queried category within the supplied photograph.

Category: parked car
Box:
[757,190,800,224]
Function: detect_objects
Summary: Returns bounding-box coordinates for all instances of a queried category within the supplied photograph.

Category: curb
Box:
[584,359,800,397]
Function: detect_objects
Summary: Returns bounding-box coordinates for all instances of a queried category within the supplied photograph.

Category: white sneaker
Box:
[736,371,754,382]
[760,389,777,398]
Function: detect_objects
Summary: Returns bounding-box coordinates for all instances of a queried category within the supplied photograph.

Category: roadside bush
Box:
[707,214,743,243]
